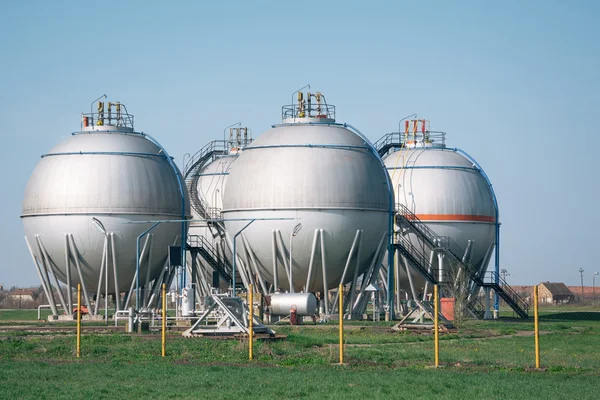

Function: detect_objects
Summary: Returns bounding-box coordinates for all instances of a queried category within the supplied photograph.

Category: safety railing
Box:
[80,112,134,129]
[184,140,228,177]
[395,234,439,284]
[282,103,335,120]
[484,271,530,316]
[396,204,467,266]
[188,235,232,282]
[373,131,447,157]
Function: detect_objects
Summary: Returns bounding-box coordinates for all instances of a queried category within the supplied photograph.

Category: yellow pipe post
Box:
[76,284,81,358]
[162,283,166,358]
[249,284,254,360]
[339,284,344,364]
[534,285,540,368]
[434,284,439,367]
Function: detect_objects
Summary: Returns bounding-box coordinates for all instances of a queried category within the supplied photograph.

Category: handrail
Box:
[485,272,529,312]
[81,112,134,129]
[373,131,447,157]
[282,103,335,120]
[395,234,438,284]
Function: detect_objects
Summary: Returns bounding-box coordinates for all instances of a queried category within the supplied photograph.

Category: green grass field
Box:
[1,308,599,399]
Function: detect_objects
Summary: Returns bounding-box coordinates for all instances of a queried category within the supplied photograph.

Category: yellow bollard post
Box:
[339,284,344,364]
[534,284,540,368]
[249,284,254,360]
[76,284,81,358]
[162,283,166,358]
[434,284,439,367]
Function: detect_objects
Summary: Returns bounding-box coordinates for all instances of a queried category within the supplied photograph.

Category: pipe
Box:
[76,284,81,358]
[249,284,254,360]
[232,220,255,295]
[434,284,439,367]
[135,222,161,311]
[162,283,166,357]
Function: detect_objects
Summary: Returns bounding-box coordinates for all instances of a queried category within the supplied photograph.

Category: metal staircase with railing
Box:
[395,204,528,318]
[482,272,529,318]
[188,235,233,283]
[183,140,229,221]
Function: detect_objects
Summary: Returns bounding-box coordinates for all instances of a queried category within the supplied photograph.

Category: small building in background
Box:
[8,288,35,302]
[538,282,574,304]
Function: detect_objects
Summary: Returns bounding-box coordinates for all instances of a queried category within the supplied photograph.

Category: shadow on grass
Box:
[540,312,600,321]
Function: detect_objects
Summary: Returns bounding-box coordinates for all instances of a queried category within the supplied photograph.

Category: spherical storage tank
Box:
[21,102,190,307]
[222,93,391,293]
[383,121,496,295]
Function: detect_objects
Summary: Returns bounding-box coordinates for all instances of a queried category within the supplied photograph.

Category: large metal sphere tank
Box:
[382,123,496,294]
[21,103,190,296]
[222,96,391,293]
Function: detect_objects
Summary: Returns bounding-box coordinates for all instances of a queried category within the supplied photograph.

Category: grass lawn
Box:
[1,308,599,399]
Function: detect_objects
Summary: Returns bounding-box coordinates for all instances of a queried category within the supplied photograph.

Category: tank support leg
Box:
[242,233,268,294]
[401,254,419,301]
[331,230,361,315]
[110,233,120,311]
[68,234,93,313]
[320,230,329,315]
[348,231,363,315]
[271,230,279,292]
[422,249,436,301]
[94,237,107,315]
[36,236,67,315]
[352,232,387,313]
[275,230,291,290]
[143,235,155,308]
[25,236,57,316]
[304,229,320,293]
[64,234,73,313]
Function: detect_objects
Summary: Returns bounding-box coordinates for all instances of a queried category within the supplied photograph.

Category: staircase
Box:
[183,140,228,221]
[395,204,529,319]
[482,272,529,319]
[188,235,233,283]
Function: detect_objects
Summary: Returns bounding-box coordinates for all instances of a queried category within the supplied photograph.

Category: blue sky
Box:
[1,0,598,288]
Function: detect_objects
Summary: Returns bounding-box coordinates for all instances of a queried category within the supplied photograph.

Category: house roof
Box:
[539,282,573,296]
[9,288,35,296]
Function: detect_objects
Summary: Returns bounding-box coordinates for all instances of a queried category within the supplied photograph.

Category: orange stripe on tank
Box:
[408,214,495,223]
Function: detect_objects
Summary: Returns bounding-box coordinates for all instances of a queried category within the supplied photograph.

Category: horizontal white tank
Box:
[270,292,317,316]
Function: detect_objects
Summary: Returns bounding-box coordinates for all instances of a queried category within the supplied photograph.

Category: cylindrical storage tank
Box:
[222,99,391,293]
[21,107,190,298]
[270,293,318,316]
[383,131,496,295]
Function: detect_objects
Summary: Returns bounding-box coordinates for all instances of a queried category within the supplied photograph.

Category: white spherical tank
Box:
[21,105,190,296]
[222,99,391,293]
[383,126,496,294]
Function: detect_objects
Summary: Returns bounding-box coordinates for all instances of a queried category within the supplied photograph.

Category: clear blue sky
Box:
[1,0,598,288]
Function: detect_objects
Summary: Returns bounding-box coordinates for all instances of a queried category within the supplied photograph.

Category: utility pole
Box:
[500,269,510,282]
[579,268,585,303]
